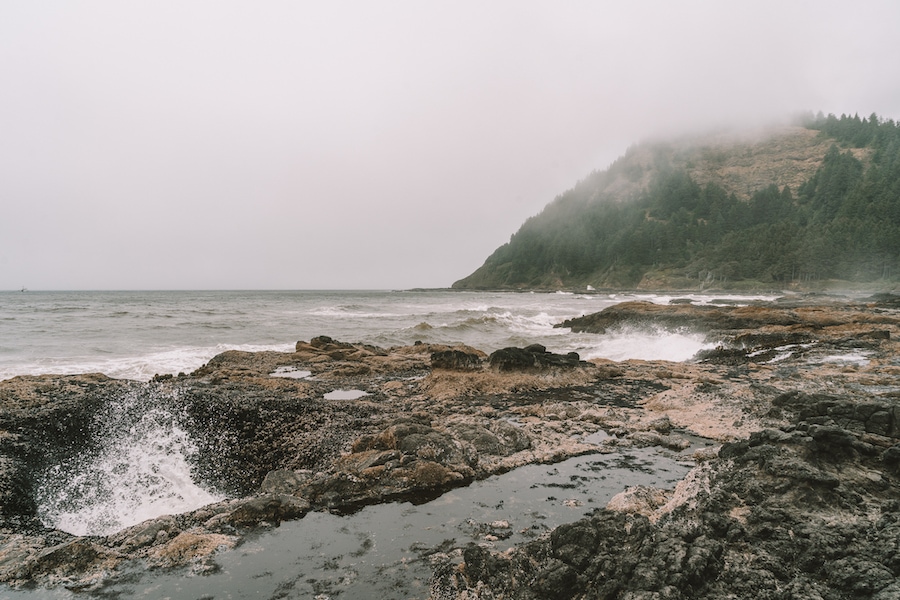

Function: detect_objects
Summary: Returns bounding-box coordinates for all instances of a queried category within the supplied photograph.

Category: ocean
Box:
[0,289,777,382]
[1,289,773,599]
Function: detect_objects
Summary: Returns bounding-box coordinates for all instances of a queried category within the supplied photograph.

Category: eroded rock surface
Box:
[0,340,624,590]
[438,394,900,599]
[433,296,900,600]
[0,295,899,595]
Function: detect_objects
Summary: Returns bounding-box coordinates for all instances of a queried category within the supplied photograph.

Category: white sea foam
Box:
[307,306,402,319]
[0,342,295,382]
[818,352,871,366]
[577,326,714,362]
[491,311,561,336]
[35,387,222,537]
[767,352,794,363]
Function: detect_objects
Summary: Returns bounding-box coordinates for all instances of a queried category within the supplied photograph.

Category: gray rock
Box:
[430,349,482,371]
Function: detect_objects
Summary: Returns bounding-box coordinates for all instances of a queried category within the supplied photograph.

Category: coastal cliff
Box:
[453,113,900,292]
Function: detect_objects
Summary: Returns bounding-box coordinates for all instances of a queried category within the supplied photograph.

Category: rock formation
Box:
[437,392,900,599]
[0,295,899,596]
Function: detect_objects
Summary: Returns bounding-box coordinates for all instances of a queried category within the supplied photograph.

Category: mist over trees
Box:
[453,113,900,290]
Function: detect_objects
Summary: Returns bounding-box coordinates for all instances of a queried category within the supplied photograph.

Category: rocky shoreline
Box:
[1,296,899,597]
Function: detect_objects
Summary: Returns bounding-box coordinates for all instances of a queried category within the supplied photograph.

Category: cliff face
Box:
[453,115,896,292]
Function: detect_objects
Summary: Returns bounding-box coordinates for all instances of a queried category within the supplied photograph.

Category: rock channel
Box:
[0,296,898,597]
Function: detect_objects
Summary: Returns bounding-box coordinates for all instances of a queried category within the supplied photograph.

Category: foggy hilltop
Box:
[454,113,900,292]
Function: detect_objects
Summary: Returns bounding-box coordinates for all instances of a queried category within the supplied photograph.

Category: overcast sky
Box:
[2,1,899,290]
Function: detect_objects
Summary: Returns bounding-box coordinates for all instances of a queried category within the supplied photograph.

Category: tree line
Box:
[455,113,900,289]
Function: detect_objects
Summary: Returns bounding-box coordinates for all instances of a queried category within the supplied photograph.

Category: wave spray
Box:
[34,385,222,537]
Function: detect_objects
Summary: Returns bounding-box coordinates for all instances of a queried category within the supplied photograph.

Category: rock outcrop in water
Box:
[1,295,900,596]
[558,297,896,335]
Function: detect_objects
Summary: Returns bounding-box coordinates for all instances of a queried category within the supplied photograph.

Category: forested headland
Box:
[453,113,900,291]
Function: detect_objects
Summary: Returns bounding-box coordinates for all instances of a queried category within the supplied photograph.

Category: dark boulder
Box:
[489,347,538,371]
[223,494,310,526]
[489,345,582,372]
[430,349,482,371]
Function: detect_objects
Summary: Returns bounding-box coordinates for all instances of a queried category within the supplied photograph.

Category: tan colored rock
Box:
[607,485,673,517]
[147,531,237,569]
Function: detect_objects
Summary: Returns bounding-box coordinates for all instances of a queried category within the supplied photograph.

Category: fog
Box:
[2,1,899,290]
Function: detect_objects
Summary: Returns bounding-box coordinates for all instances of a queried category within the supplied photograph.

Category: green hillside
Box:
[453,113,900,291]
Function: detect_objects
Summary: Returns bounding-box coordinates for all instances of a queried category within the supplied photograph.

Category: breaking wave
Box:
[0,342,294,383]
[34,386,222,537]
[576,326,715,362]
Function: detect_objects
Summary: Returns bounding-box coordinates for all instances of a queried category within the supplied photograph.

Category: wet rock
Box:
[0,454,37,522]
[449,421,532,457]
[0,374,137,530]
[558,301,803,333]
[882,445,900,473]
[773,391,900,438]
[146,531,236,571]
[180,384,382,496]
[450,423,504,455]
[407,460,465,489]
[26,538,120,586]
[559,299,900,338]
[648,415,674,433]
[866,293,900,308]
[606,485,673,517]
[109,516,180,553]
[450,398,900,599]
[489,346,539,371]
[732,330,815,348]
[296,416,483,510]
[491,419,533,453]
[550,522,599,569]
[489,345,583,372]
[629,430,692,451]
[339,449,401,473]
[222,494,310,526]
[695,345,752,365]
[259,469,310,495]
[431,350,483,371]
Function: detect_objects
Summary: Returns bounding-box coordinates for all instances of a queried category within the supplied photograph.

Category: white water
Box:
[0,290,777,382]
[34,387,222,536]
[577,325,715,362]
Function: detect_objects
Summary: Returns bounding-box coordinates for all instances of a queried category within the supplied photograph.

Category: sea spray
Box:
[34,385,222,537]
[576,325,715,362]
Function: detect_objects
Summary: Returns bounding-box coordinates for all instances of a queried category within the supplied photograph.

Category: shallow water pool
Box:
[17,442,702,599]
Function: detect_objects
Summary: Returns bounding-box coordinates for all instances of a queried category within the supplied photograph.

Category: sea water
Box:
[0,290,766,598]
[0,289,775,382]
